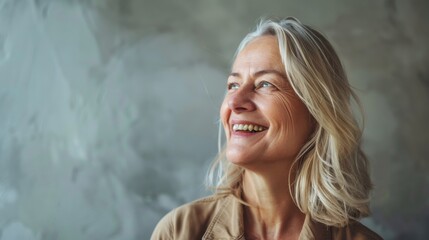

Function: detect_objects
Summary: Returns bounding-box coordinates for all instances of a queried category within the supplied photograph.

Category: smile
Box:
[232,123,266,132]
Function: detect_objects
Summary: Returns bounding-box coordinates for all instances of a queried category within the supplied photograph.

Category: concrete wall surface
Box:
[0,0,428,239]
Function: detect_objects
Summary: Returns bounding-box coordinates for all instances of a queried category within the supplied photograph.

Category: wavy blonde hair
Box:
[206,17,373,232]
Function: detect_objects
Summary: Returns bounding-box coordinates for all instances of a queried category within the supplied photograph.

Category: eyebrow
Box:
[228,69,287,80]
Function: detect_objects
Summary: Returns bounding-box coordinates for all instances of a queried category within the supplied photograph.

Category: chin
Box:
[226,151,261,169]
[226,151,251,165]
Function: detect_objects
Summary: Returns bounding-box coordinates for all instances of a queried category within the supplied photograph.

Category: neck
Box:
[242,165,305,239]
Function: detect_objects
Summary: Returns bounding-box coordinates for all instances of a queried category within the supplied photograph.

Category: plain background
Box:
[0,0,428,239]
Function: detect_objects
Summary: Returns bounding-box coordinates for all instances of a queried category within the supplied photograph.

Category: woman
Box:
[151,17,382,240]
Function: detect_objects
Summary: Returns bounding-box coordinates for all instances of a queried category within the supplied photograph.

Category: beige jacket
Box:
[151,194,383,240]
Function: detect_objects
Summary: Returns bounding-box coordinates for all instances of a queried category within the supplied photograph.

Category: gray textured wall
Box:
[0,0,428,239]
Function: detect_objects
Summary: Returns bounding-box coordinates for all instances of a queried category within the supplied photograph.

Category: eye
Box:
[256,81,275,89]
[227,82,240,90]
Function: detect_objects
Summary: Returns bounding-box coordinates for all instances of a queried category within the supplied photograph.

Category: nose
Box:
[227,88,256,113]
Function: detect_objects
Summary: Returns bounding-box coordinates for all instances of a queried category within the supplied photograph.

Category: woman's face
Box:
[221,36,313,168]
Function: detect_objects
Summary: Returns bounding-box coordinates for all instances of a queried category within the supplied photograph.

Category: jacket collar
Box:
[202,194,331,240]
[202,194,244,240]
[300,214,331,239]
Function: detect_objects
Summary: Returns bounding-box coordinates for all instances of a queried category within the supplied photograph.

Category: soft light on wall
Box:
[0,0,428,239]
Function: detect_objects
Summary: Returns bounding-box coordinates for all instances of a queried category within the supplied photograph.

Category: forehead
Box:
[232,35,284,73]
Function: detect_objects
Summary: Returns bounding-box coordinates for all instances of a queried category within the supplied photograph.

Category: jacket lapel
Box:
[202,195,244,240]
[202,195,331,240]
[299,214,331,240]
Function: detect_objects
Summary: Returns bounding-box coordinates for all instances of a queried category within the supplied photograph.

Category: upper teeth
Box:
[232,124,265,132]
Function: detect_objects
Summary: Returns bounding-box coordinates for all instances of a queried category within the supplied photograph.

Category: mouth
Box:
[231,123,268,133]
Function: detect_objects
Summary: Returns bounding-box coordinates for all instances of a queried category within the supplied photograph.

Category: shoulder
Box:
[150,195,229,240]
[332,220,383,240]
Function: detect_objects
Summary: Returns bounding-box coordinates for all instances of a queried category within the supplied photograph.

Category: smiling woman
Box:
[222,35,314,170]
[151,17,383,240]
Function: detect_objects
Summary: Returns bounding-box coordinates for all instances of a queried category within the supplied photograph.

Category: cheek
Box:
[268,94,296,134]
[268,93,312,141]
[284,99,313,143]
[220,98,231,137]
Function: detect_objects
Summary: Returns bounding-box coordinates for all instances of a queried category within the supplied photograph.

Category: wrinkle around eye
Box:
[276,81,295,93]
